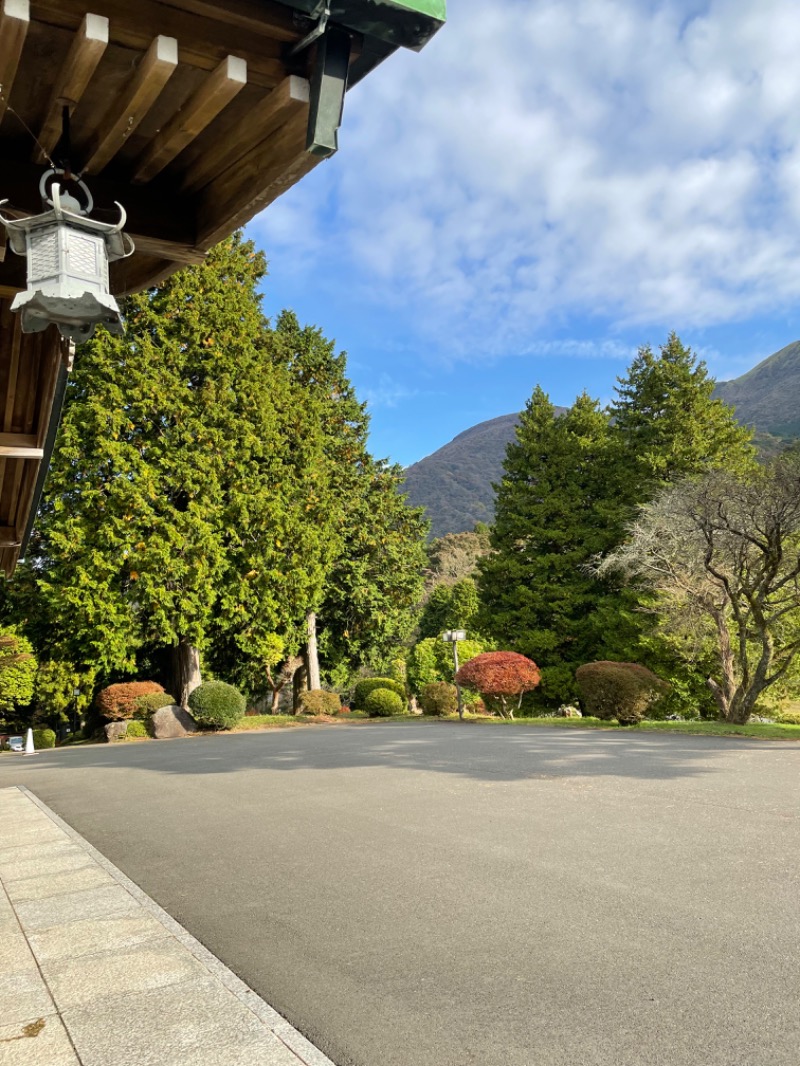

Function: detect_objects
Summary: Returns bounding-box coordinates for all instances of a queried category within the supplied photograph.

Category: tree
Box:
[455,651,541,719]
[407,636,488,695]
[596,457,800,723]
[477,388,634,701]
[417,578,480,640]
[425,526,492,590]
[610,332,756,500]
[0,629,36,723]
[11,237,331,703]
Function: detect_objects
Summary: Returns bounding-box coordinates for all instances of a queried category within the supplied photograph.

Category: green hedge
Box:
[135,692,175,718]
[125,720,149,738]
[298,689,341,716]
[188,681,246,730]
[364,687,404,718]
[32,728,56,749]
[352,677,406,709]
[420,682,457,716]
[576,662,669,726]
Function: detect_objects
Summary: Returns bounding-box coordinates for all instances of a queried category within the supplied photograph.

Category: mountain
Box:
[404,343,800,537]
[404,410,566,538]
[713,340,800,440]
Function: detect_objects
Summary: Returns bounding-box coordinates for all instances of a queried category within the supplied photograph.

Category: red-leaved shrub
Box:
[455,652,540,719]
[95,681,165,721]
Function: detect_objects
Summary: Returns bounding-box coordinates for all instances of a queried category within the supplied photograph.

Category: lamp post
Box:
[441,629,466,720]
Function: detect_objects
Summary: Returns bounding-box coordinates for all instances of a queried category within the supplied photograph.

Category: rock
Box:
[104,722,128,742]
[151,705,197,739]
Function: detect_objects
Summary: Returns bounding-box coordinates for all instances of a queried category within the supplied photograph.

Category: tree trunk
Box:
[267,656,303,714]
[292,663,308,714]
[173,639,202,708]
[306,611,321,691]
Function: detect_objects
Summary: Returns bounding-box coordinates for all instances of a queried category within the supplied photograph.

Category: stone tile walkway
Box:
[0,786,335,1066]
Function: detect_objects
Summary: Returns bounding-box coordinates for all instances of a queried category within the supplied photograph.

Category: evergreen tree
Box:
[417,578,481,641]
[477,388,634,701]
[611,332,756,500]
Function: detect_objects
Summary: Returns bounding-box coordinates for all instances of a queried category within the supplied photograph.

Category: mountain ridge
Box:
[403,341,800,538]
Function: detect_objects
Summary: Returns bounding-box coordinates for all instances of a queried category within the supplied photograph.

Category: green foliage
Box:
[478,390,632,701]
[418,579,481,640]
[32,728,56,748]
[0,629,36,719]
[352,677,406,709]
[298,689,341,716]
[610,332,757,500]
[364,687,404,717]
[134,691,175,717]
[125,720,149,738]
[34,661,96,727]
[188,681,246,730]
[420,682,458,716]
[96,682,165,721]
[575,662,670,725]
[406,636,487,695]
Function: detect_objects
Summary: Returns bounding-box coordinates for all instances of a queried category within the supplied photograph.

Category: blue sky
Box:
[248,0,800,467]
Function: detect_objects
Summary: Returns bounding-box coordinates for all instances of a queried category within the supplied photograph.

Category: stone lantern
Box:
[0,171,134,342]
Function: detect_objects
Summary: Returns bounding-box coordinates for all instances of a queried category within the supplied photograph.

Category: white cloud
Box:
[255,0,800,355]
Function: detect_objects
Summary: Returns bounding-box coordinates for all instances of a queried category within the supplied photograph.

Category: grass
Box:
[461,714,800,740]
[231,711,369,732]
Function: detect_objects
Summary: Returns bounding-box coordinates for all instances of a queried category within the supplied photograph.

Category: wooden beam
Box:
[197,105,319,248]
[0,527,21,546]
[181,75,309,193]
[34,13,109,164]
[3,318,21,433]
[31,0,292,89]
[133,55,247,184]
[0,433,38,449]
[0,0,29,123]
[82,35,178,175]
[0,443,43,458]
[127,235,205,265]
[161,0,301,43]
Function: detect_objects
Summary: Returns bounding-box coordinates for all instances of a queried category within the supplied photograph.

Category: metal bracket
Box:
[306,24,351,157]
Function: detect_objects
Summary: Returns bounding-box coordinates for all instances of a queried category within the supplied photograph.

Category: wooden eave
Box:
[0,0,444,574]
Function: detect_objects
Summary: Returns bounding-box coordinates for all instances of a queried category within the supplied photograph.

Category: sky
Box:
[248,0,800,467]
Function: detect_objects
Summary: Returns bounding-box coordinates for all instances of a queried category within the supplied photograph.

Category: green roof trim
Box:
[286,0,446,51]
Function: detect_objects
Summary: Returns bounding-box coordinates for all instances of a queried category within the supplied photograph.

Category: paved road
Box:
[1,722,799,1066]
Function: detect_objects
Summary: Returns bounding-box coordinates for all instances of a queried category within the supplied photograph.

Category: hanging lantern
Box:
[0,170,134,342]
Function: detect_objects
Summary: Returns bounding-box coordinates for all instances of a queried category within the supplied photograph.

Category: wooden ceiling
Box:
[0,0,444,574]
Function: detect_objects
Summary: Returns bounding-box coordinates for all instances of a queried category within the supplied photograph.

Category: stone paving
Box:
[0,786,335,1066]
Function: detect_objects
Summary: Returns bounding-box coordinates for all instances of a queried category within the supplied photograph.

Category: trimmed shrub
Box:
[575,662,670,725]
[125,720,149,738]
[455,652,540,719]
[32,728,56,749]
[776,710,800,725]
[364,687,404,717]
[298,689,341,716]
[352,677,406,709]
[188,681,246,730]
[96,682,165,721]
[420,682,458,717]
[134,691,176,718]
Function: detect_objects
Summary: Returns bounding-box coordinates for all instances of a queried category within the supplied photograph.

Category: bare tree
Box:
[595,458,800,723]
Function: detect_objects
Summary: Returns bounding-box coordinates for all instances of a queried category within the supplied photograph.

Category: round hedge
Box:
[364,687,404,718]
[135,691,176,718]
[188,681,246,730]
[420,682,458,717]
[125,720,149,738]
[32,728,56,749]
[352,677,406,709]
[575,662,669,725]
[96,681,165,721]
[298,689,341,716]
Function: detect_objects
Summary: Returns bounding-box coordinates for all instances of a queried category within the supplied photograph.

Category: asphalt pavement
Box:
[1,721,798,1066]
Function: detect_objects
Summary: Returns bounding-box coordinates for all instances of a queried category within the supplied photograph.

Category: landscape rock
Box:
[104,722,128,742]
[151,705,197,739]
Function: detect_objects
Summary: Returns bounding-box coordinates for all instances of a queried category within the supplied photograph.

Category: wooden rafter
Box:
[34,12,109,164]
[197,104,317,247]
[82,35,179,175]
[181,74,309,193]
[133,54,247,184]
[0,0,30,123]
